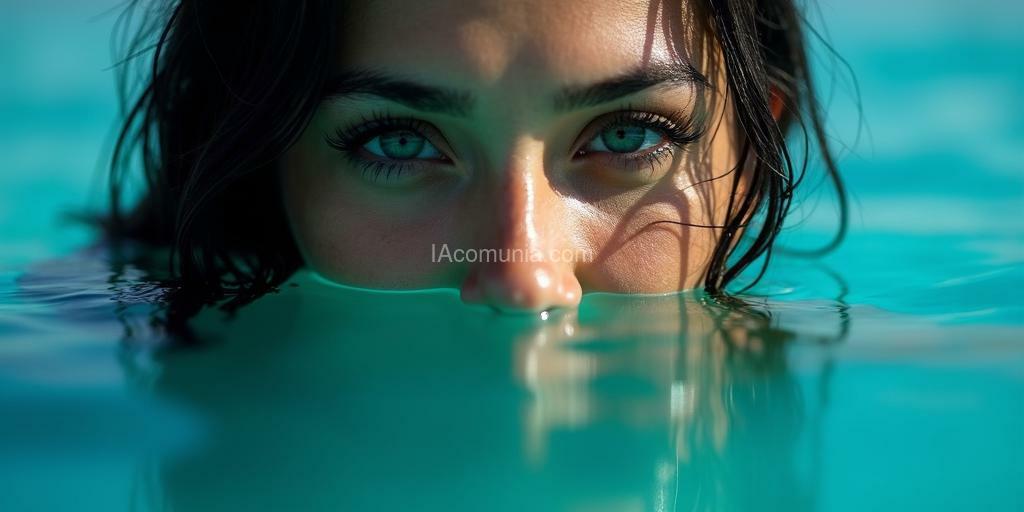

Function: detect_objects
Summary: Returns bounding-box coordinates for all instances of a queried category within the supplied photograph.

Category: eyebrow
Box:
[553,61,709,112]
[323,69,475,116]
[322,61,708,117]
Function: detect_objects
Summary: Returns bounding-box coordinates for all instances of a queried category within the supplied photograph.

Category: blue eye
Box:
[363,130,443,160]
[586,123,665,154]
[326,117,456,186]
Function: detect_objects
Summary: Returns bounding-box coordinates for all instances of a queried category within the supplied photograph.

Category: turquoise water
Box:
[1,1,1022,511]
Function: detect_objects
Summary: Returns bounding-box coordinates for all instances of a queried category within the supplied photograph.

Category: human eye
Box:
[574,109,704,179]
[586,121,663,154]
[324,113,454,186]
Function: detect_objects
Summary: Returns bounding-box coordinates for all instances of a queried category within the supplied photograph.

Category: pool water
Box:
[1,1,1022,511]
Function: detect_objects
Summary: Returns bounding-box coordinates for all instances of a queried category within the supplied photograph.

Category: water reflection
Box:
[10,239,1024,511]
[128,271,839,512]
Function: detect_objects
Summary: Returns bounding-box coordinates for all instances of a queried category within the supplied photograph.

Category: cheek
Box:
[575,182,718,293]
[577,134,741,293]
[280,139,458,288]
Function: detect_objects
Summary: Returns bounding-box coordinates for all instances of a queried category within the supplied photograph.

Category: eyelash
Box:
[324,112,448,182]
[575,109,705,172]
[324,109,705,182]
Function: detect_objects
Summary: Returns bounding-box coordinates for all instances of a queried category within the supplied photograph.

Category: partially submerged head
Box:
[109,0,843,316]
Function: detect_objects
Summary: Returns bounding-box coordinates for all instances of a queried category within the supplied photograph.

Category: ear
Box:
[769,86,785,121]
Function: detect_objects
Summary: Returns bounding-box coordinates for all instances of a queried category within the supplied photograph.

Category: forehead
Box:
[338,0,696,86]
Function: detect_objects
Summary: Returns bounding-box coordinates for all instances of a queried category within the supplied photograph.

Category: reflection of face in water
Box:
[133,272,818,512]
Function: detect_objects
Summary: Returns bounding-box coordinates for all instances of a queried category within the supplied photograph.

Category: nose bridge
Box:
[460,135,582,312]
[493,137,545,253]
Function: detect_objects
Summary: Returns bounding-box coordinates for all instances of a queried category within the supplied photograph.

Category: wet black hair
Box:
[106,0,846,325]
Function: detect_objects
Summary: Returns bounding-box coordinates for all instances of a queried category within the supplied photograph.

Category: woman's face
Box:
[282,0,741,312]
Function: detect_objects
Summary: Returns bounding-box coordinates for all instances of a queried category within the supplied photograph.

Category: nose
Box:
[460,144,583,313]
